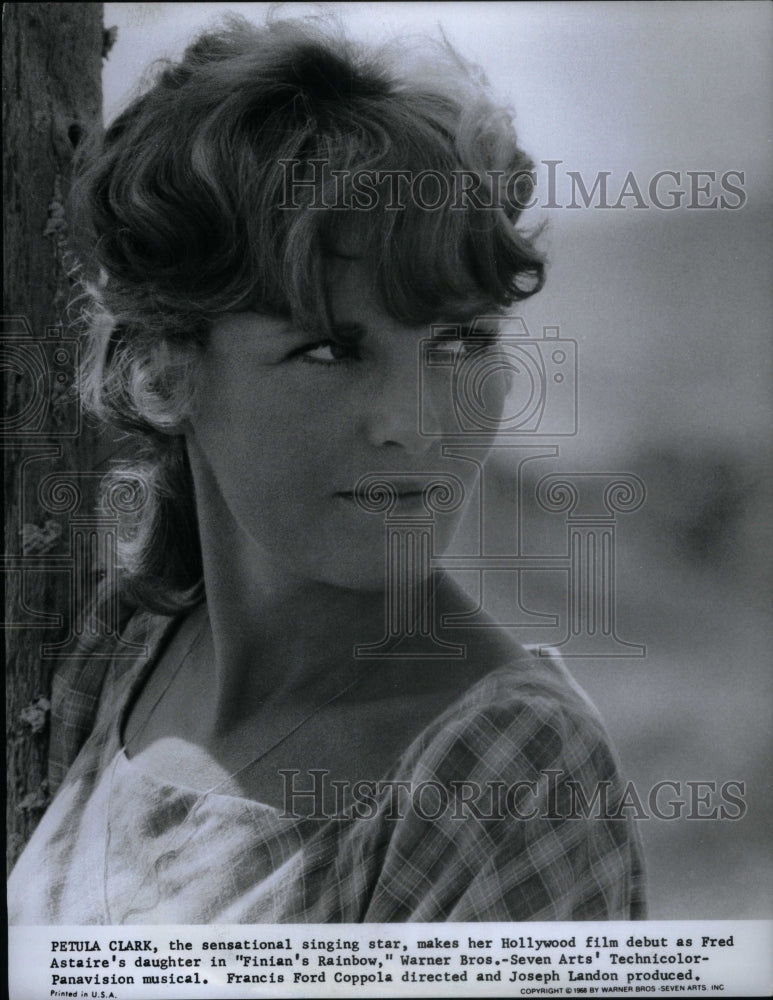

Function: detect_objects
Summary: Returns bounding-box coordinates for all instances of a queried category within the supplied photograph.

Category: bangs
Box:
[78,19,543,338]
[260,92,545,333]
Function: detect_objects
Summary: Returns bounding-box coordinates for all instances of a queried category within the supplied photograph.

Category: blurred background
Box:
[101,1,772,918]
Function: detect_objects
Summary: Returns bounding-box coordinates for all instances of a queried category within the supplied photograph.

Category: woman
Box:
[9,15,645,923]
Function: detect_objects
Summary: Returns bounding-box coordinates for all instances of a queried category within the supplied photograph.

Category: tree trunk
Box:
[4,2,104,870]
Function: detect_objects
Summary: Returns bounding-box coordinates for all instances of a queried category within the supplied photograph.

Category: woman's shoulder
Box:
[364,647,647,921]
[400,645,619,788]
[392,582,615,784]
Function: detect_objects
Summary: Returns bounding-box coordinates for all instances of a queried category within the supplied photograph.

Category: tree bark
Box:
[4,3,104,870]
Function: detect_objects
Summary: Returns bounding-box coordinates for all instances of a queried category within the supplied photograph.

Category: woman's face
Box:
[187,261,506,589]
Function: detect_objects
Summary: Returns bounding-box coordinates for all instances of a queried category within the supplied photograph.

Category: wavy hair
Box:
[73,13,546,614]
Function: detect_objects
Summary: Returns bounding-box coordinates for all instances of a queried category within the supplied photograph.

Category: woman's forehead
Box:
[326,258,377,310]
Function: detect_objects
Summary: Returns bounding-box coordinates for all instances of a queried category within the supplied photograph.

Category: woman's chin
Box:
[315,560,431,594]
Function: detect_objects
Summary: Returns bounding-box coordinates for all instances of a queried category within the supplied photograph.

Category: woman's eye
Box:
[296,340,358,365]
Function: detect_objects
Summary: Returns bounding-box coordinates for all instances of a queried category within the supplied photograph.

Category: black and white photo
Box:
[5,2,771,997]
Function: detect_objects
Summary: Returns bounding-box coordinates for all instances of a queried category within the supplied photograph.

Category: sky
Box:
[102,1,772,199]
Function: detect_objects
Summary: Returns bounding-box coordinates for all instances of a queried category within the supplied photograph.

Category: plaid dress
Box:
[9,609,646,923]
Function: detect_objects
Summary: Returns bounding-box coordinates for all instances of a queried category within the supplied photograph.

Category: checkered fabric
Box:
[11,611,646,924]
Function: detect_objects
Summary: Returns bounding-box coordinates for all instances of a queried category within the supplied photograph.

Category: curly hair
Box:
[73,13,545,614]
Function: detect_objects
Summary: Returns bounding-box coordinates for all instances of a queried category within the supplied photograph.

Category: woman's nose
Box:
[364,347,443,455]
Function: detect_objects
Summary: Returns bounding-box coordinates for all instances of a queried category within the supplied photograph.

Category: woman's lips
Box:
[335,485,429,510]
[335,486,425,500]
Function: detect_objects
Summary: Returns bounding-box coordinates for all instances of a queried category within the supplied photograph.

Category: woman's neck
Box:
[186,443,447,730]
[201,538,392,719]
